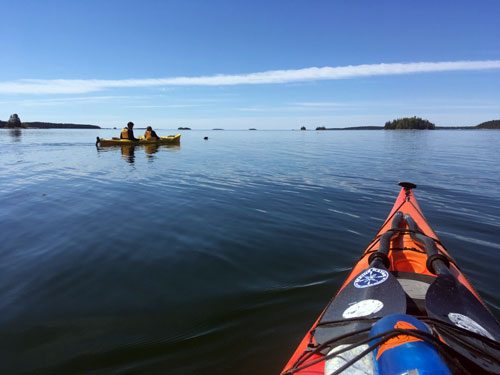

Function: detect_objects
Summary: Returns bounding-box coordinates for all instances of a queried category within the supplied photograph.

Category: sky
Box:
[1,0,499,129]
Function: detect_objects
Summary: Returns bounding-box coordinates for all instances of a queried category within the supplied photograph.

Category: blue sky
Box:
[1,0,499,129]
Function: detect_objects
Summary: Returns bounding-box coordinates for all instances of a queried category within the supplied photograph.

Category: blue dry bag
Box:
[369,314,451,375]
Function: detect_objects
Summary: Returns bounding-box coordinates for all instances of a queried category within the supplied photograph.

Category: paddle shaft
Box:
[404,214,451,275]
[369,211,403,269]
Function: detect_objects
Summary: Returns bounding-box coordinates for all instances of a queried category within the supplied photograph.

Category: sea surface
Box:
[1,128,499,374]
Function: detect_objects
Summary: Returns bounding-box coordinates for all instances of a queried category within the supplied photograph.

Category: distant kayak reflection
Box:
[144,143,159,159]
[120,145,136,164]
[96,143,180,163]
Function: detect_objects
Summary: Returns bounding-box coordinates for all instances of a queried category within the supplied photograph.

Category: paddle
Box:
[405,214,500,372]
[315,212,407,344]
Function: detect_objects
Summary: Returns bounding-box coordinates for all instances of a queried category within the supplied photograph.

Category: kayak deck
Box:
[96,134,181,146]
[282,183,500,375]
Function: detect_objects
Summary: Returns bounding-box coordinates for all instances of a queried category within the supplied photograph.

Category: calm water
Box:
[1,128,499,374]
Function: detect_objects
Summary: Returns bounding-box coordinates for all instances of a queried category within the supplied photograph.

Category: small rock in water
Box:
[204,136,208,140]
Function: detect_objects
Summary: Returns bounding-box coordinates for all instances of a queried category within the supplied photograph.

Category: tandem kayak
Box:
[282,183,500,375]
[96,134,181,146]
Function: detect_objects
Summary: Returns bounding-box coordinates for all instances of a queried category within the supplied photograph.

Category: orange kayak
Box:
[282,183,500,375]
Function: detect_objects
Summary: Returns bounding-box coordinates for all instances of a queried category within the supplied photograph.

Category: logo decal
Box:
[342,299,384,319]
[448,312,494,340]
[354,268,389,288]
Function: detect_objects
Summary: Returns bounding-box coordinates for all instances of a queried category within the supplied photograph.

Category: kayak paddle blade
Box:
[426,273,500,374]
[426,273,500,341]
[326,267,407,320]
[314,266,406,344]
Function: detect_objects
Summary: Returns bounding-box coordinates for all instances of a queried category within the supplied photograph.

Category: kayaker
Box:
[120,121,138,141]
[144,126,160,140]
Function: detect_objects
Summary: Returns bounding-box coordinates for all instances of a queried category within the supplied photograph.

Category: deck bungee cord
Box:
[283,315,500,374]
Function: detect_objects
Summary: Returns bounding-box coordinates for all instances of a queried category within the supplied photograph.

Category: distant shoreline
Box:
[2,123,499,131]
[314,124,500,131]
[316,126,487,130]
[311,119,500,130]
[0,121,100,129]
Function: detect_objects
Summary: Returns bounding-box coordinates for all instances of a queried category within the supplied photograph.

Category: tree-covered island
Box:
[475,120,500,129]
[384,117,435,130]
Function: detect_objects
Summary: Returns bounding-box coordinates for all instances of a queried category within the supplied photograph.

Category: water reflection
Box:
[9,129,22,142]
[96,143,180,163]
[144,144,159,160]
[121,145,136,163]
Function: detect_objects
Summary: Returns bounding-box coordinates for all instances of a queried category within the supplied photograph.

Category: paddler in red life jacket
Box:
[120,121,138,140]
[144,126,160,140]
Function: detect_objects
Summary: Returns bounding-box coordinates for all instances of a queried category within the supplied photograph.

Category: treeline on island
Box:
[384,117,435,130]
[311,117,500,130]
[0,114,100,129]
[475,120,500,129]
[384,117,500,130]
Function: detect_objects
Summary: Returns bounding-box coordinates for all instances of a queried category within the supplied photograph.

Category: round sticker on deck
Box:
[448,313,494,340]
[343,299,384,319]
[354,268,389,288]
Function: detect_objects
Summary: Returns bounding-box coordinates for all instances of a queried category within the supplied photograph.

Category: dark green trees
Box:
[7,114,22,128]
[384,117,435,130]
[475,120,500,129]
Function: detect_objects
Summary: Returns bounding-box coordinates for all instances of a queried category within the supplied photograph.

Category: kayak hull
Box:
[97,134,181,146]
[281,184,500,375]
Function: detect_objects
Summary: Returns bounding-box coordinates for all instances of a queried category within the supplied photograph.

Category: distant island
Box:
[0,114,100,129]
[475,120,500,129]
[178,127,191,130]
[310,117,500,130]
[384,117,435,130]
[18,122,100,129]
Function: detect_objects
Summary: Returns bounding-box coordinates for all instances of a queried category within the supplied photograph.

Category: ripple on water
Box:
[1,129,499,374]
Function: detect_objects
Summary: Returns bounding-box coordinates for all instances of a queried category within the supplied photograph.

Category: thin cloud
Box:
[1,60,499,94]
[237,105,354,112]
[128,104,198,109]
[291,102,348,107]
[10,95,138,106]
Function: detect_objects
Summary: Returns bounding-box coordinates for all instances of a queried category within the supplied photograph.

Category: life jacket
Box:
[121,127,129,139]
[145,130,153,139]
